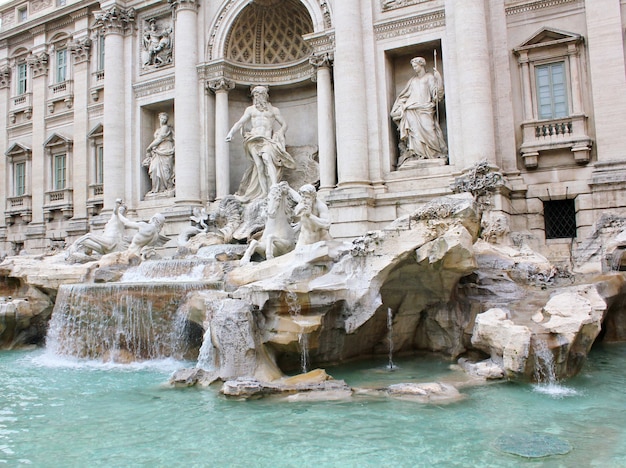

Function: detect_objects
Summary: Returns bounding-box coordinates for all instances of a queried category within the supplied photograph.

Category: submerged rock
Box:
[386,381,463,403]
[221,372,351,399]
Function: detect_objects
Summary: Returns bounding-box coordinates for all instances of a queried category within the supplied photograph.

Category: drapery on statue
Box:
[390,56,448,167]
[226,86,296,201]
[143,112,175,195]
[142,19,173,68]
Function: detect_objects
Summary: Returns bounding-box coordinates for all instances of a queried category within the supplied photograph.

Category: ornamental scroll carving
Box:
[68,38,92,64]
[94,6,136,36]
[27,53,49,78]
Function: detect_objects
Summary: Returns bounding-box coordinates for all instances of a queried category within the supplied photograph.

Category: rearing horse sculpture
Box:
[240,182,297,265]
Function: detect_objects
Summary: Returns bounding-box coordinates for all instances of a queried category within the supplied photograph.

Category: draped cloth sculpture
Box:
[143,112,175,195]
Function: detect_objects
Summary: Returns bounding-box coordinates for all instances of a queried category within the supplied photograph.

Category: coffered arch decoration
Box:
[205,0,331,86]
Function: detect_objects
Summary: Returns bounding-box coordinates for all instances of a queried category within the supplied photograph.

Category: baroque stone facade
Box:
[0,0,625,266]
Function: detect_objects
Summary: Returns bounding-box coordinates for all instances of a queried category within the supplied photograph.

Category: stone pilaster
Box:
[171,0,202,206]
[447,0,496,167]
[207,77,235,199]
[94,5,135,211]
[310,52,336,192]
[68,36,91,222]
[332,0,370,189]
[0,64,9,229]
[585,0,626,161]
[26,52,48,229]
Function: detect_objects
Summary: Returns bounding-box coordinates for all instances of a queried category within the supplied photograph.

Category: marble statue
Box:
[240,182,297,264]
[142,19,173,69]
[294,184,332,248]
[226,86,296,201]
[65,199,127,262]
[117,209,168,258]
[143,112,175,195]
[390,57,448,167]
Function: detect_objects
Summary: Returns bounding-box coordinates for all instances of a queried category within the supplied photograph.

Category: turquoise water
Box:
[1,344,625,467]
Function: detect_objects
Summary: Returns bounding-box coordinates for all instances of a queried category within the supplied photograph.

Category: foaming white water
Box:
[532,383,578,398]
[29,349,186,373]
[121,261,208,282]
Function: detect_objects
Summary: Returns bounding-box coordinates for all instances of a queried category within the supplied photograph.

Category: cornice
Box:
[380,0,435,12]
[505,0,580,16]
[133,75,175,99]
[199,58,314,87]
[373,9,445,41]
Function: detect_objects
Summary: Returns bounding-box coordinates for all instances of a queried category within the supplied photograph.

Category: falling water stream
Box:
[286,291,309,374]
[387,307,395,370]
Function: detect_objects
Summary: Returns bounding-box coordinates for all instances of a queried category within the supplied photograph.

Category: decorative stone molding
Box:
[207,77,235,93]
[309,51,333,69]
[505,0,580,16]
[94,6,136,36]
[200,59,314,86]
[0,66,10,89]
[168,0,199,13]
[140,17,173,71]
[68,38,92,64]
[373,10,445,41]
[27,52,49,78]
[319,0,332,29]
[32,0,53,13]
[133,76,175,99]
[381,0,434,12]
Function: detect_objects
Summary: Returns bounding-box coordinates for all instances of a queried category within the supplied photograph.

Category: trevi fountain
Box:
[1,90,626,466]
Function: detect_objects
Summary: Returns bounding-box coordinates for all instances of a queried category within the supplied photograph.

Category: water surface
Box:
[1,343,625,467]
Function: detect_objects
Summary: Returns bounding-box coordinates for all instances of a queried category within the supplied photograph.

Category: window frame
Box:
[14,161,26,197]
[16,61,28,95]
[55,48,68,84]
[534,61,569,121]
[53,153,67,190]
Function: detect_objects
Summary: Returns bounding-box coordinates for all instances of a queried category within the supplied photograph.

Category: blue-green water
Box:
[1,344,625,467]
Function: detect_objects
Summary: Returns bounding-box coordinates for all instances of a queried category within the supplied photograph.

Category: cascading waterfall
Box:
[387,307,395,370]
[46,282,212,361]
[286,291,308,374]
[196,324,216,371]
[120,259,219,283]
[532,338,577,397]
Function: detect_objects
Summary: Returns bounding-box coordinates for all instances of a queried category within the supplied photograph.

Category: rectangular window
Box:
[15,162,26,197]
[54,154,66,190]
[95,145,104,184]
[17,7,27,22]
[544,199,577,239]
[98,35,105,71]
[536,62,568,120]
[17,63,27,95]
[57,0,67,5]
[56,49,67,83]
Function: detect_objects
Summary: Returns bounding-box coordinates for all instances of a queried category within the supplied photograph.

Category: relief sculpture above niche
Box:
[381,0,434,12]
[141,17,173,71]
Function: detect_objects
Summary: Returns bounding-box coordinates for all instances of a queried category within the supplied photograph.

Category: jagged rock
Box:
[471,308,532,376]
[386,382,463,403]
[458,357,505,380]
[169,368,219,387]
[221,373,351,399]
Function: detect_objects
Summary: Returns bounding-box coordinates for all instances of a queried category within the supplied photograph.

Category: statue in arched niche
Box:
[226,86,296,201]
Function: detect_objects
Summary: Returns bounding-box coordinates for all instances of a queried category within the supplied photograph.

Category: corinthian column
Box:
[94,5,135,211]
[333,0,370,189]
[172,0,201,205]
[310,52,336,192]
[208,78,235,199]
[446,0,496,166]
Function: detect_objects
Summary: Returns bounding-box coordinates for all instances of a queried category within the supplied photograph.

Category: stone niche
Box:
[140,102,175,200]
[386,40,448,172]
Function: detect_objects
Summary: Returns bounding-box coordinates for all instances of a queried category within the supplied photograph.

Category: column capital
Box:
[207,77,235,93]
[27,52,49,78]
[68,37,92,64]
[94,6,136,36]
[0,66,10,89]
[169,0,199,13]
[310,52,334,69]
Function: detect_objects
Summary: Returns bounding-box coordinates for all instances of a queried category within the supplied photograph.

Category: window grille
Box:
[544,199,576,239]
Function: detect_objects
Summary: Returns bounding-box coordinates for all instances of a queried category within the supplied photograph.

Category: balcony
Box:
[5,195,32,224]
[90,70,104,102]
[43,188,73,220]
[9,92,32,123]
[520,114,593,169]
[47,80,74,113]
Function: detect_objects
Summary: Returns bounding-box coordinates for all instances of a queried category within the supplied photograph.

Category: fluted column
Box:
[172,0,201,205]
[333,0,370,188]
[310,52,336,192]
[447,0,496,166]
[94,5,135,211]
[208,78,235,199]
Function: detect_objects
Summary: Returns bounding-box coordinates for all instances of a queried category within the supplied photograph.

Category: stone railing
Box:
[90,70,105,102]
[5,195,32,224]
[47,80,74,112]
[519,114,593,169]
[44,188,73,219]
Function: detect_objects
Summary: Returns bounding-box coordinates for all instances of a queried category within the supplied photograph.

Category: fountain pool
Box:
[1,343,625,467]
